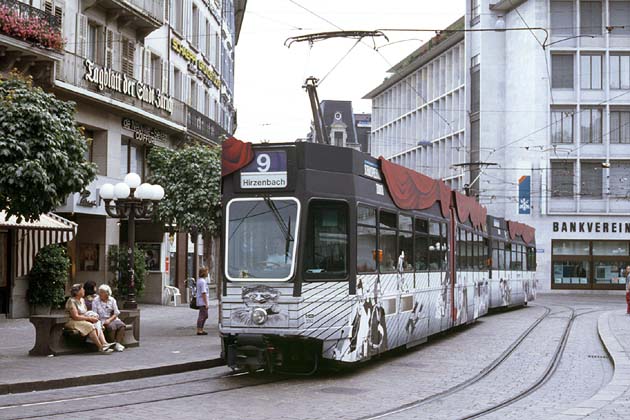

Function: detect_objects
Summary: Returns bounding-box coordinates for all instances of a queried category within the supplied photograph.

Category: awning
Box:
[0,211,77,277]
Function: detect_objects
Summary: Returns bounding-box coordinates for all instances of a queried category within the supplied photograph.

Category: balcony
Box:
[56,51,185,128]
[0,0,63,82]
[83,0,164,38]
[185,105,228,144]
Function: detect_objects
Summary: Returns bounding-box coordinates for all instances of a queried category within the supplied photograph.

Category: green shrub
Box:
[107,245,147,300]
[27,244,70,307]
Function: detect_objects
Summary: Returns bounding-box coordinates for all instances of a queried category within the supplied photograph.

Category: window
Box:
[551,0,575,35]
[610,0,630,35]
[471,65,480,114]
[580,161,603,198]
[470,0,480,25]
[399,215,413,272]
[87,22,100,63]
[527,247,537,271]
[428,221,446,270]
[550,161,575,197]
[414,218,428,271]
[357,206,376,273]
[580,1,602,35]
[593,241,629,256]
[172,0,183,33]
[379,210,397,273]
[173,68,182,100]
[554,240,590,255]
[610,55,630,89]
[303,201,348,280]
[192,4,199,48]
[553,260,589,284]
[498,241,506,270]
[580,108,602,143]
[610,111,630,143]
[551,109,575,144]
[552,54,574,88]
[150,54,161,89]
[205,21,212,58]
[121,37,135,78]
[333,131,343,147]
[580,54,602,89]
[120,138,145,179]
[610,161,630,197]
[190,80,197,107]
[83,129,94,163]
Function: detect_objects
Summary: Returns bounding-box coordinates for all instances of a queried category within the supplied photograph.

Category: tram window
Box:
[304,201,348,280]
[505,243,513,270]
[358,206,376,225]
[482,238,490,269]
[498,242,506,270]
[523,246,529,271]
[399,215,413,232]
[415,218,428,233]
[415,233,428,270]
[379,228,397,273]
[400,231,413,271]
[440,223,448,270]
[471,233,478,270]
[511,244,521,270]
[492,246,499,270]
[379,210,397,229]
[429,222,443,270]
[357,226,377,273]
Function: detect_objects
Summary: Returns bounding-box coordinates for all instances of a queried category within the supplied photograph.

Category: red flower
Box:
[0,5,64,51]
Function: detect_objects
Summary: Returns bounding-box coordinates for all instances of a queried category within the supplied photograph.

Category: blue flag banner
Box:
[518,175,531,215]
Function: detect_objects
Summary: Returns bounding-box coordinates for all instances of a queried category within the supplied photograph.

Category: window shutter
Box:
[161,59,169,93]
[105,29,114,68]
[142,47,151,84]
[45,1,53,15]
[76,13,87,58]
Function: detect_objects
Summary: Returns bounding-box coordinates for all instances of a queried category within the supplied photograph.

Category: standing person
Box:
[196,267,210,335]
[626,266,630,315]
[93,285,126,352]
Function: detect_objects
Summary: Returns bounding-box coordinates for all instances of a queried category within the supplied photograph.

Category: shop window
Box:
[551,110,575,144]
[551,0,575,36]
[551,55,574,89]
[303,201,348,280]
[580,108,602,143]
[580,161,603,198]
[610,111,630,143]
[553,240,590,255]
[592,241,629,256]
[120,138,145,179]
[594,261,628,284]
[357,205,376,273]
[550,161,575,197]
[553,260,589,284]
[580,1,602,35]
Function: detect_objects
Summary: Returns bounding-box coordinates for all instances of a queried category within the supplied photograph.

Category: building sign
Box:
[363,160,382,180]
[83,60,173,114]
[122,118,169,145]
[553,221,630,233]
[240,151,287,189]
[518,175,531,215]
[171,38,221,89]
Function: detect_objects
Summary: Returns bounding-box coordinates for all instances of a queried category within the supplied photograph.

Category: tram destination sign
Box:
[240,150,288,189]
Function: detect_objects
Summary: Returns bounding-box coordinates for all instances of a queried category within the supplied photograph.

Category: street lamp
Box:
[100,173,165,309]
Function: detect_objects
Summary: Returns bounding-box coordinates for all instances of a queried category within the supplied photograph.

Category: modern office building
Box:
[0,0,246,317]
[366,1,630,292]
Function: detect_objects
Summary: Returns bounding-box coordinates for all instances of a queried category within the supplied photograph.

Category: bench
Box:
[29,309,140,356]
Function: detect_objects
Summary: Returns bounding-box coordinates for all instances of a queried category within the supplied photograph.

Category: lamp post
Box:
[100,173,164,309]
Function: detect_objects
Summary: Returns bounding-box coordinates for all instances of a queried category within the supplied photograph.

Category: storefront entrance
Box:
[0,231,9,314]
[552,240,630,290]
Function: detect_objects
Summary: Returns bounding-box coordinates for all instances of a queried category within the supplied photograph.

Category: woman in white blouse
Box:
[92,285,126,352]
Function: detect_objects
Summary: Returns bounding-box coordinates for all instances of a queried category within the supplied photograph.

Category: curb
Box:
[553,311,630,419]
[0,357,225,395]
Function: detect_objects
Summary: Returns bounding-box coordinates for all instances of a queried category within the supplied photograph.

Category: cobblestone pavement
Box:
[0,303,221,390]
[2,294,627,420]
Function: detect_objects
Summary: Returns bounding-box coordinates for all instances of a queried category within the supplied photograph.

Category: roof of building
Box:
[320,100,359,144]
[363,16,465,99]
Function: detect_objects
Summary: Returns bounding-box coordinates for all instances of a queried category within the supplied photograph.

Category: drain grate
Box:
[588,354,609,359]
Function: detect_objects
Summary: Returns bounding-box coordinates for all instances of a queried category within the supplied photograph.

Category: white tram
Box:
[219,139,537,373]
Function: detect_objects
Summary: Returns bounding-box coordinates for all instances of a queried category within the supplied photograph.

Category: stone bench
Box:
[29,309,140,356]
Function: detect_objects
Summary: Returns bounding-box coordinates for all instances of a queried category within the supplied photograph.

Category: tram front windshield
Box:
[226,198,298,281]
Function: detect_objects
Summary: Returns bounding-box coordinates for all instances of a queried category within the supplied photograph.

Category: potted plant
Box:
[27,244,70,315]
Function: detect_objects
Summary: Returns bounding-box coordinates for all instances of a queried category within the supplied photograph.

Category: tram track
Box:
[2,370,288,420]
[357,304,576,420]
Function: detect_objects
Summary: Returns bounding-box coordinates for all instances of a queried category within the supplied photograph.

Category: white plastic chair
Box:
[163,285,181,306]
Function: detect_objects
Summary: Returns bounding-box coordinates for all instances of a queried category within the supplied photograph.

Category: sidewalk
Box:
[555,310,630,419]
[0,303,222,395]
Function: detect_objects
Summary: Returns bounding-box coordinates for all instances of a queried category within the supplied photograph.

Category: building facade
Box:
[307,100,371,153]
[0,0,245,317]
[366,0,630,292]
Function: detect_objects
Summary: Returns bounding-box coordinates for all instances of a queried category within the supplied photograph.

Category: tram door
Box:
[0,231,9,315]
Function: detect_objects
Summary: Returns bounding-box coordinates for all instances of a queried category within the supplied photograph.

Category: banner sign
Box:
[518,175,531,215]
[240,150,287,189]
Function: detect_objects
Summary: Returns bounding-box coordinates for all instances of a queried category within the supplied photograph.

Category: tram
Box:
[219,138,537,373]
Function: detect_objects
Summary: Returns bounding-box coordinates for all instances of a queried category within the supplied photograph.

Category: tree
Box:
[0,73,96,222]
[107,245,147,300]
[147,144,222,236]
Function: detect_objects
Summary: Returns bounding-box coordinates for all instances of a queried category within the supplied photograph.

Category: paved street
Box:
[1,294,628,420]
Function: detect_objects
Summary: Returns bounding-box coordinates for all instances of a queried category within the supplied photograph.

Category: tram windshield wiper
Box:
[263,196,294,263]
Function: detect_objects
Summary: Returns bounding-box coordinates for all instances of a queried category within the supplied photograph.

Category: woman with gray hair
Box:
[92,284,126,352]
[65,284,113,352]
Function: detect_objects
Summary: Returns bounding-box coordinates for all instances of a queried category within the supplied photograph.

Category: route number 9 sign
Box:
[240,150,288,189]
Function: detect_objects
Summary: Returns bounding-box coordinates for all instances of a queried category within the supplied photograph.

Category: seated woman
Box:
[92,285,126,352]
[83,280,97,310]
[65,284,114,353]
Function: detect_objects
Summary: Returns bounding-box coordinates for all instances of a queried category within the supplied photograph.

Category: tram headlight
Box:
[251,308,268,325]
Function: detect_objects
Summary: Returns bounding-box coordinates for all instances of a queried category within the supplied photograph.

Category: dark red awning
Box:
[453,192,487,230]
[222,136,254,177]
[507,220,536,245]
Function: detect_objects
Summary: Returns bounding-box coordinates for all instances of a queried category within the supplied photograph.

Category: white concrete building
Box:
[0,0,245,317]
[366,0,630,292]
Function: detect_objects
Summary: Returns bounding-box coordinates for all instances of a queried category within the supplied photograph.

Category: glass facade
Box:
[552,240,630,289]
